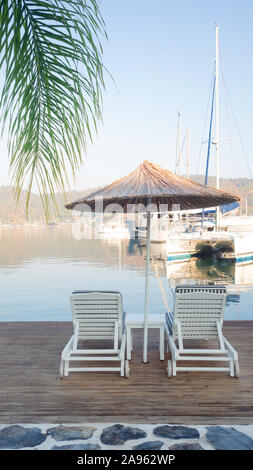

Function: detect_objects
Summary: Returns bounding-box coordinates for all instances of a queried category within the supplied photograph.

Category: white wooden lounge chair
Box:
[165,285,240,378]
[60,291,129,378]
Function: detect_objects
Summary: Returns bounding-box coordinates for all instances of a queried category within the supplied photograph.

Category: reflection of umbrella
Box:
[65,160,240,363]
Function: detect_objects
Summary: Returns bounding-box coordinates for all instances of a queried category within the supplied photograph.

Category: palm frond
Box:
[0,0,106,219]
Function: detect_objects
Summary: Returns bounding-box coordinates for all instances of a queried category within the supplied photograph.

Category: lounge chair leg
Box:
[167,360,172,377]
[125,360,130,378]
[65,361,69,376]
[120,353,126,376]
[126,327,131,360]
[234,361,240,378]
[229,359,234,377]
[60,360,64,379]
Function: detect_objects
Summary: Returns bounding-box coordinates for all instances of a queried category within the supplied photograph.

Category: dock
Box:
[0,321,253,425]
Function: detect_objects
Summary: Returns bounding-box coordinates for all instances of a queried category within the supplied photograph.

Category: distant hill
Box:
[0,176,251,223]
[0,186,99,223]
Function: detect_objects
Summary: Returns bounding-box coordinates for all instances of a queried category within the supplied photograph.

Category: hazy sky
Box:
[0,0,253,192]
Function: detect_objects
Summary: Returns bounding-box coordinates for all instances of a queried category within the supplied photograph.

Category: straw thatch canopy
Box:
[65,160,240,212]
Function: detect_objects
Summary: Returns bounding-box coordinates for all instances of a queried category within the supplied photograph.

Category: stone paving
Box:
[0,423,253,450]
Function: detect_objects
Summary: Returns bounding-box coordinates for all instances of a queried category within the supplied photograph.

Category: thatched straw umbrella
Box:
[66,160,240,363]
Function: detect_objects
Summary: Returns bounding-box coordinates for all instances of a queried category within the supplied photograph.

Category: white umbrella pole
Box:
[143,211,151,363]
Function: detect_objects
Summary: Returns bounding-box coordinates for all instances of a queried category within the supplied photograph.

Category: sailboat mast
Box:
[215,24,219,190]
[175,111,181,175]
[215,25,220,228]
[186,128,190,178]
[178,111,181,175]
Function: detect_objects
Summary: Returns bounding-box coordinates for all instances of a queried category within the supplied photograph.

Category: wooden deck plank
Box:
[0,321,252,424]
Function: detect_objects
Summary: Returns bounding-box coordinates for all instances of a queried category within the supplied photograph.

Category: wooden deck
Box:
[0,321,253,425]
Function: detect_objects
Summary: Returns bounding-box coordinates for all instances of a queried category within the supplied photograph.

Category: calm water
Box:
[0,227,253,321]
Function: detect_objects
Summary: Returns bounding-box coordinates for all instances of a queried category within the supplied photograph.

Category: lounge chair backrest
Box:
[172,285,227,340]
[70,291,124,341]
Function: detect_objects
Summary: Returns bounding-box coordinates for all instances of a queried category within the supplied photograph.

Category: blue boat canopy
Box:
[220,201,240,214]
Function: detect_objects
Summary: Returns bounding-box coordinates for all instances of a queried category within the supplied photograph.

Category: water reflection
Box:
[166,257,253,286]
[0,227,252,321]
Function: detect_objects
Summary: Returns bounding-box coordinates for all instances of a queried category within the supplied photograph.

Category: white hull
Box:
[166,231,253,263]
[219,216,253,232]
[166,234,198,262]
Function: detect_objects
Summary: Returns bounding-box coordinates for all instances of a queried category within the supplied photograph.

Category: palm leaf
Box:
[0,0,106,219]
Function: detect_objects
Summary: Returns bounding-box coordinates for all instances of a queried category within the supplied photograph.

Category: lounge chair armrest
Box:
[61,334,75,359]
[165,311,173,333]
[119,329,127,360]
[223,336,238,360]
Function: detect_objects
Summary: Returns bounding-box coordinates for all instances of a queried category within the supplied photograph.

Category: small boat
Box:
[98,222,130,239]
[128,213,171,243]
